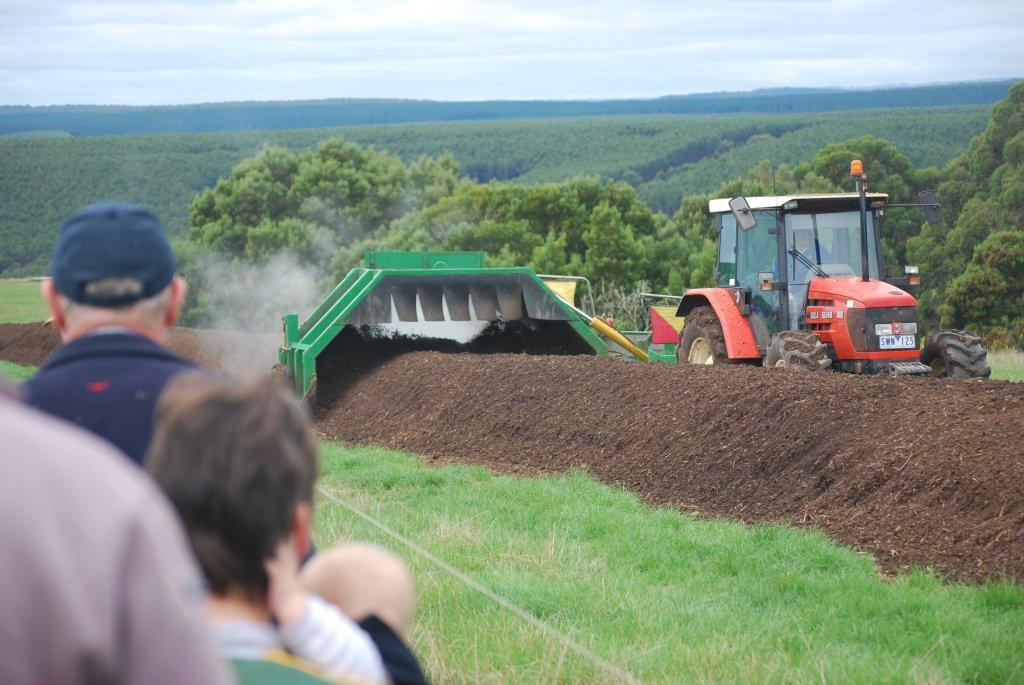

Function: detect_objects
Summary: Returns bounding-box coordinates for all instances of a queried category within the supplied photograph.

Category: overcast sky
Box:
[1,0,1022,106]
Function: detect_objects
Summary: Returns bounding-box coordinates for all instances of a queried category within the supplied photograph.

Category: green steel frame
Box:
[618,331,678,364]
[279,252,610,397]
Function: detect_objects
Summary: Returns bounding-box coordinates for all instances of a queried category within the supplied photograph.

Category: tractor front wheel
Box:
[677,307,729,365]
[764,331,831,371]
[920,330,991,378]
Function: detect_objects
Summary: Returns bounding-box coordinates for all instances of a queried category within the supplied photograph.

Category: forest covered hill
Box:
[0,104,992,276]
[0,80,1014,137]
[175,82,1024,345]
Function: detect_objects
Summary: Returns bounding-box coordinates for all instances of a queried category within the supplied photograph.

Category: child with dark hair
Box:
[147,375,427,685]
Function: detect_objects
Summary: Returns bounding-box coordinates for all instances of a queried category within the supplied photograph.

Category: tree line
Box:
[1,80,1012,137]
[181,82,1024,346]
[0,106,992,277]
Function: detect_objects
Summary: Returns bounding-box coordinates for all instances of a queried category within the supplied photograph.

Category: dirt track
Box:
[4,321,1023,582]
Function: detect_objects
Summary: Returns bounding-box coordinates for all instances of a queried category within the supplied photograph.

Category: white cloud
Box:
[0,0,1021,105]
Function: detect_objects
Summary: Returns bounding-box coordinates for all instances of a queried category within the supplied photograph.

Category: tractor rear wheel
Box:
[920,330,991,378]
[764,331,831,371]
[677,306,729,365]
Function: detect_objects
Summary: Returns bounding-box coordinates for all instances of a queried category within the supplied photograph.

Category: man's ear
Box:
[292,502,313,561]
[165,276,187,328]
[41,279,67,334]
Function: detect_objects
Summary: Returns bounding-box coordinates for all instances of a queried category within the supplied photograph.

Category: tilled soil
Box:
[315,343,1024,583]
[0,322,60,367]
[4,321,1024,582]
[0,322,277,375]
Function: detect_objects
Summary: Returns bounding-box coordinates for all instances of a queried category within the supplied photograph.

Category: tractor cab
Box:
[708,192,890,340]
[669,161,990,377]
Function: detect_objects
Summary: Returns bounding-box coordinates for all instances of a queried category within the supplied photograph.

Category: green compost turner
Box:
[279,251,618,401]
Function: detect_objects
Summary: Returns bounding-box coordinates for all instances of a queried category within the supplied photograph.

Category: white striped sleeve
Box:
[278,594,387,685]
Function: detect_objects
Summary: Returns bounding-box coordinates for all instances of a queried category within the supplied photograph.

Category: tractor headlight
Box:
[875,323,893,336]
[899,322,917,334]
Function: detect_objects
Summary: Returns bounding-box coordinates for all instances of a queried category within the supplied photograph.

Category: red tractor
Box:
[672,160,990,377]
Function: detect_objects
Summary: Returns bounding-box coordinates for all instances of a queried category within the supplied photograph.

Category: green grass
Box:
[0,278,47,322]
[315,444,1024,683]
[1,360,36,382]
[990,349,1024,382]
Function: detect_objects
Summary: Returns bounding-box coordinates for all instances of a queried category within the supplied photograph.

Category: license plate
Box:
[879,334,916,350]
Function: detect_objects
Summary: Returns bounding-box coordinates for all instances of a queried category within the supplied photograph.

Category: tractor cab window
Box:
[784,211,880,284]
[736,210,779,291]
[736,210,782,338]
[716,213,737,286]
[784,210,880,329]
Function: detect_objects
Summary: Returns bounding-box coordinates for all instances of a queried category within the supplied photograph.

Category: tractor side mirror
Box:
[729,196,758,231]
[919,190,943,226]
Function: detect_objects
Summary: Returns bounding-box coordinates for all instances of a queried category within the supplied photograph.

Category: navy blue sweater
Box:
[22,332,196,465]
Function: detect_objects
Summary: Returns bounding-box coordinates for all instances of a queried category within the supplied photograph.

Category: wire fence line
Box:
[316,484,640,684]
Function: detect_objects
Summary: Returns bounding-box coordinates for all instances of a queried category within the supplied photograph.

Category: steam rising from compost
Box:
[196,251,324,332]
[191,250,329,374]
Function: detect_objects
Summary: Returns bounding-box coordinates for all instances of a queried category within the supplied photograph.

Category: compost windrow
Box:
[312,320,591,408]
[315,342,1024,583]
[3,321,1023,582]
[0,322,276,375]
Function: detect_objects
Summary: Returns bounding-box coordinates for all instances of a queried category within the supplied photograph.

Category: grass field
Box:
[990,349,1024,382]
[0,278,46,323]
[1,280,1022,681]
[1,360,35,382]
[315,445,1024,683]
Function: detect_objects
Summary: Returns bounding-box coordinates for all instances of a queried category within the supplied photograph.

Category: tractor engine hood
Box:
[808,276,916,309]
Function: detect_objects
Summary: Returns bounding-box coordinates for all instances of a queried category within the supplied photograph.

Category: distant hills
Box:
[0,80,1016,137]
[0,105,993,276]
[1,79,1014,277]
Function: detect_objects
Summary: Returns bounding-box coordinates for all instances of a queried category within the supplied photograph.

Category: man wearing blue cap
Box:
[22,202,195,465]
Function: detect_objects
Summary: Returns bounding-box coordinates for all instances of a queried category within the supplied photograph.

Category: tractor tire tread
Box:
[765,330,831,372]
[677,306,730,364]
[921,329,991,378]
